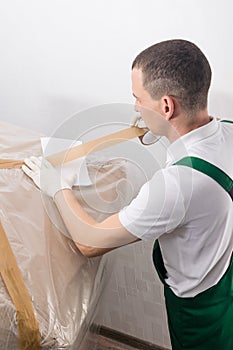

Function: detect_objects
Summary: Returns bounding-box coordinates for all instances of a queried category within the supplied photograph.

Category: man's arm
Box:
[54,189,140,257]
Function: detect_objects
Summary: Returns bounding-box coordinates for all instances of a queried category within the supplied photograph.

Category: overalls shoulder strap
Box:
[220,119,233,124]
[174,156,233,200]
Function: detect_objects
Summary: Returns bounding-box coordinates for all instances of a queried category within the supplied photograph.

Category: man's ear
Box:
[161,95,175,120]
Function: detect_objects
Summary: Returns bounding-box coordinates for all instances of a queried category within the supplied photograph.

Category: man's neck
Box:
[167,109,211,143]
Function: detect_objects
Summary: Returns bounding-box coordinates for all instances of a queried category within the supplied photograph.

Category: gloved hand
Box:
[22,156,77,199]
[130,114,161,145]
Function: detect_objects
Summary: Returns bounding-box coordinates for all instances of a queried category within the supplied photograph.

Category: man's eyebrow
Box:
[132,93,138,98]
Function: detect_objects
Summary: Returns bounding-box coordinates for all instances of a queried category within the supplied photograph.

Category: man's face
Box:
[131,68,166,134]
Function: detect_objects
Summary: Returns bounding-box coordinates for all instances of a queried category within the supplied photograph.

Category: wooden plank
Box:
[0,222,41,349]
[46,126,147,166]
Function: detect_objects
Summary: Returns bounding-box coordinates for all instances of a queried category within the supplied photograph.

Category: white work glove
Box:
[22,156,77,199]
[130,114,161,145]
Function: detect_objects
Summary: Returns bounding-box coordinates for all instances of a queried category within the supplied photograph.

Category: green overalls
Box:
[153,120,233,350]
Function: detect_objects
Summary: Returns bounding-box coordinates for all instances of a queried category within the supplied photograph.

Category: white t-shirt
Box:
[119,118,233,297]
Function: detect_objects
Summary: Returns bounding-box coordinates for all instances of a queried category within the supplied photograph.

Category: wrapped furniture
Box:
[0,121,144,349]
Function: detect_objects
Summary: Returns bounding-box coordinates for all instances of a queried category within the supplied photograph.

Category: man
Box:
[23,39,233,350]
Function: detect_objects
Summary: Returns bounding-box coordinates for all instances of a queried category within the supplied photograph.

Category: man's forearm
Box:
[55,189,96,226]
[54,189,97,245]
[54,189,117,256]
[53,189,139,254]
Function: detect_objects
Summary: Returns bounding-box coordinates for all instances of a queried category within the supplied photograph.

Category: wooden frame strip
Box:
[0,222,41,349]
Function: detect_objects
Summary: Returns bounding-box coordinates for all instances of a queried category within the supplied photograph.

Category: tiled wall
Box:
[95,241,171,349]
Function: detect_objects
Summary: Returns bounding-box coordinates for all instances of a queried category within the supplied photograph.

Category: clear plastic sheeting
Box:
[0,121,145,349]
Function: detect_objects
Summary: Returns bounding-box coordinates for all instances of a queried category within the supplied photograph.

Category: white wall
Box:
[1,1,233,348]
[1,0,233,135]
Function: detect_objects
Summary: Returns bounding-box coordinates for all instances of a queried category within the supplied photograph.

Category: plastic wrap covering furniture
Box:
[0,122,144,350]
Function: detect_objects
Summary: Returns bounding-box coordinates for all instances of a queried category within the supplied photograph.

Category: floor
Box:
[83,326,168,350]
[87,332,167,350]
[87,333,137,350]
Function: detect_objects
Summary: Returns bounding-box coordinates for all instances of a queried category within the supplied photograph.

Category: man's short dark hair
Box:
[132,39,212,114]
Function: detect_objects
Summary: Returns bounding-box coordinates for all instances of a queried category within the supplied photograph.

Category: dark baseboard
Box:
[91,324,169,350]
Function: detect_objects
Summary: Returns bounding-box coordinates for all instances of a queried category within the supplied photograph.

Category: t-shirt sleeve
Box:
[118,168,185,241]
